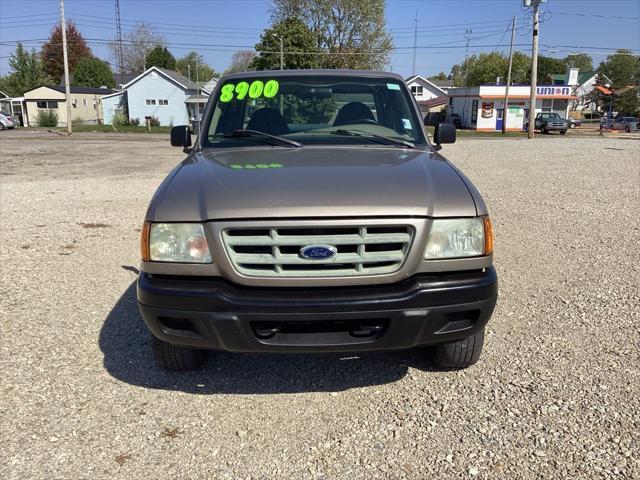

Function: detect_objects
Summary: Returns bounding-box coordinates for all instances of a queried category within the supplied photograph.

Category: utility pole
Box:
[271,32,284,70]
[280,36,284,70]
[411,11,418,76]
[502,17,516,134]
[525,0,543,139]
[462,28,471,127]
[464,29,472,87]
[114,0,124,88]
[60,0,72,135]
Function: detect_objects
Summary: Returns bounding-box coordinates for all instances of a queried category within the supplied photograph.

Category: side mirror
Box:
[170,125,192,148]
[433,122,456,149]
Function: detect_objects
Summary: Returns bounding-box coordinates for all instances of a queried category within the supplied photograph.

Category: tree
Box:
[271,0,392,70]
[564,53,593,72]
[510,52,532,84]
[145,46,176,70]
[427,72,449,82]
[109,22,164,74]
[450,51,533,87]
[224,50,256,74]
[73,57,115,88]
[41,22,91,82]
[597,49,640,114]
[176,52,216,81]
[2,43,46,96]
[251,17,321,70]
[536,56,566,84]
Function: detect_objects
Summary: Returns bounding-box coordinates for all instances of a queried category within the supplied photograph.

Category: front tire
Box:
[431,329,485,369]
[560,130,567,135]
[569,123,576,128]
[625,126,631,133]
[542,126,548,134]
[150,334,209,371]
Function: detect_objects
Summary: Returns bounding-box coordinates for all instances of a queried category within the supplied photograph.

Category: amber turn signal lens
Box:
[483,216,494,256]
[141,221,151,261]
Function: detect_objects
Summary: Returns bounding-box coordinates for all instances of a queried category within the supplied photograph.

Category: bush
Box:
[129,117,140,126]
[36,109,59,127]
[112,112,129,126]
[71,117,84,128]
[149,116,160,127]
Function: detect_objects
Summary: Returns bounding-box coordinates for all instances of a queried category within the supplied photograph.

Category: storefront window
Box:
[471,100,478,124]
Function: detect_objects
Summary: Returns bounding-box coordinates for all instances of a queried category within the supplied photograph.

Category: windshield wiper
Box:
[223,129,302,148]
[330,129,415,149]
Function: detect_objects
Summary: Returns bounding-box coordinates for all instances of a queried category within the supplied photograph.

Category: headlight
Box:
[143,222,212,263]
[425,217,492,259]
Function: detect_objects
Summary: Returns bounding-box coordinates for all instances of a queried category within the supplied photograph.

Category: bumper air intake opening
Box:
[158,316,202,338]
[436,310,481,334]
[250,319,389,345]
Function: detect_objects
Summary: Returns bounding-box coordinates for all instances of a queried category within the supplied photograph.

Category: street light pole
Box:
[60,0,72,135]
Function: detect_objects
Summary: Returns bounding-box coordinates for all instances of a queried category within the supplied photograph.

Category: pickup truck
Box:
[137,70,498,371]
[534,112,568,134]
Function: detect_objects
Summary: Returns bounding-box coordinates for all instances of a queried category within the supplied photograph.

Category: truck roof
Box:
[220,69,405,82]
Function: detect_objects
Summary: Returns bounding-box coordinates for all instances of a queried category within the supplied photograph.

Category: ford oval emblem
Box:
[300,245,337,260]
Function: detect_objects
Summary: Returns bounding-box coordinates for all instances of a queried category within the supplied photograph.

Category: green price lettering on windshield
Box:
[234,81,249,100]
[219,80,279,103]
[263,80,279,98]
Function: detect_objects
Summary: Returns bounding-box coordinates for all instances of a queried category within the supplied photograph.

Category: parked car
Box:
[137,70,497,371]
[611,117,639,132]
[0,112,15,130]
[568,116,581,128]
[534,112,568,134]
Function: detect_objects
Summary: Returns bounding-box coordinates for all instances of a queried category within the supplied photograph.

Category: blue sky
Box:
[1,0,639,80]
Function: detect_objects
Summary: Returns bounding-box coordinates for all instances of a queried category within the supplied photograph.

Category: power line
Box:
[553,11,640,20]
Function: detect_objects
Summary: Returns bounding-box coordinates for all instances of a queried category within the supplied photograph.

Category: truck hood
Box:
[150,146,477,221]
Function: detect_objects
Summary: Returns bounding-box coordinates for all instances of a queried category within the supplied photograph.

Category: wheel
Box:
[625,126,631,133]
[569,123,576,128]
[0,123,5,131]
[150,333,209,371]
[431,329,485,369]
[560,130,567,135]
[542,127,548,134]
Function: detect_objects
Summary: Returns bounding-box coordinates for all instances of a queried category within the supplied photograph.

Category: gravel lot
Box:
[1,130,639,479]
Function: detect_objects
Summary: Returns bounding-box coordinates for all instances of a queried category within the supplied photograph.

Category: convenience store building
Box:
[448,84,576,131]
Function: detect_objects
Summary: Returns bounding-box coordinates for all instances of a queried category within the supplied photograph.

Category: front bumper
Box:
[541,124,567,131]
[137,268,498,353]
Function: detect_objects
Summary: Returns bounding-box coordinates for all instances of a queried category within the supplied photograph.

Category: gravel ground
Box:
[1,130,639,479]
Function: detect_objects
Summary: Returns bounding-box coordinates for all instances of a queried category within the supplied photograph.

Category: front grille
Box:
[222,225,414,277]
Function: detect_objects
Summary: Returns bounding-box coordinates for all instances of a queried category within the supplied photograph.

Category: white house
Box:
[448,84,576,131]
[101,67,217,126]
[551,69,604,112]
[405,75,449,114]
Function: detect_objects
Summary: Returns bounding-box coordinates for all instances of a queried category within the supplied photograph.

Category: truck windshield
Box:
[202,75,426,148]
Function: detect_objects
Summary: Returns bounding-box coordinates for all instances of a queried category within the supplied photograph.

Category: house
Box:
[0,96,27,126]
[405,75,449,115]
[22,85,113,127]
[448,84,576,131]
[102,67,217,126]
[551,69,601,111]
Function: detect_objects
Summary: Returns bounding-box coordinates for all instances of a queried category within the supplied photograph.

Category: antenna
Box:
[114,0,125,86]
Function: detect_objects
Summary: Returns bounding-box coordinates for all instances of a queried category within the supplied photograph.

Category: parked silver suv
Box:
[138,70,497,371]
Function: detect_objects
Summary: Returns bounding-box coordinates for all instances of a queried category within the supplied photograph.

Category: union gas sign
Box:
[536,86,571,96]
